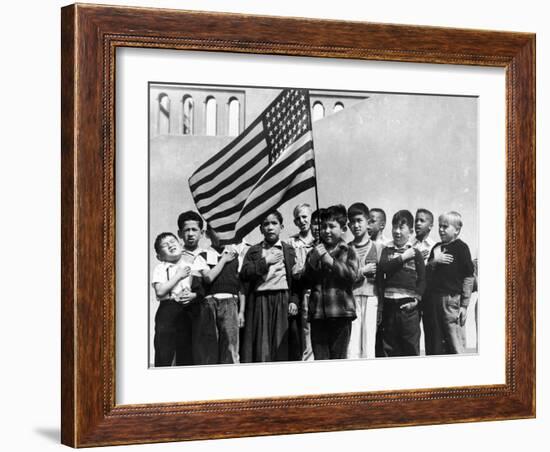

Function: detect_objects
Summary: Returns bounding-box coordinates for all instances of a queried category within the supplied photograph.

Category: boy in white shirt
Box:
[347,203,381,359]
[151,232,206,366]
[412,208,436,263]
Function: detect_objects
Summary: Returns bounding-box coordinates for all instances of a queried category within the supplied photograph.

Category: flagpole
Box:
[304,90,322,242]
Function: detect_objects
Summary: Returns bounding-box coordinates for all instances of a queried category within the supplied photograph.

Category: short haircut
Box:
[416,208,434,224]
[293,203,312,218]
[154,232,178,254]
[440,211,463,230]
[321,204,348,228]
[347,202,369,220]
[177,211,204,231]
[262,209,283,225]
[370,208,386,223]
[392,210,414,230]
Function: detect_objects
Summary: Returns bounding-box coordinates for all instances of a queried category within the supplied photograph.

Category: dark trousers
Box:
[382,298,420,357]
[193,295,240,365]
[310,318,352,360]
[154,300,194,367]
[423,293,466,355]
[288,314,302,361]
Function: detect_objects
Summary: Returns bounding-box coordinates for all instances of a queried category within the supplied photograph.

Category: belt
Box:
[206,293,237,300]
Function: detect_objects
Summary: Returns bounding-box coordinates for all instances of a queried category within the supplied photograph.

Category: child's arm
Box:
[318,244,359,283]
[153,266,190,299]
[379,247,413,273]
[457,244,475,325]
[238,289,246,328]
[203,249,237,284]
[239,246,280,282]
[427,245,454,267]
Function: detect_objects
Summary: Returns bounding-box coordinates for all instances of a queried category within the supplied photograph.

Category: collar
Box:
[290,232,314,245]
[183,246,203,257]
[388,240,413,251]
[350,237,372,248]
[262,240,283,250]
[413,236,435,246]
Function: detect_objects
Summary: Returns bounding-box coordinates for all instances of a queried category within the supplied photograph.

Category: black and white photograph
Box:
[148,82,479,367]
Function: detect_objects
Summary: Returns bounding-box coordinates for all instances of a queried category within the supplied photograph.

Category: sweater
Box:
[427,239,475,296]
[379,243,426,299]
[199,249,240,296]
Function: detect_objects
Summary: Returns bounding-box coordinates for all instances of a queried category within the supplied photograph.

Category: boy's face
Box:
[157,236,183,263]
[438,217,459,243]
[392,222,412,247]
[293,208,311,234]
[260,214,283,244]
[320,219,346,246]
[178,220,202,249]
[367,211,385,239]
[415,212,433,240]
[348,214,368,240]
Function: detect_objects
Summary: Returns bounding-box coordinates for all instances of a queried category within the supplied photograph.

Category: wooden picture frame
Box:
[61,3,535,447]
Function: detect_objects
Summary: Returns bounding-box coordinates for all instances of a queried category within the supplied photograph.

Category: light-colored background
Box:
[0,0,545,451]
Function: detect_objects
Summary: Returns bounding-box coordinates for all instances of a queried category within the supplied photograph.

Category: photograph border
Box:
[61,4,535,447]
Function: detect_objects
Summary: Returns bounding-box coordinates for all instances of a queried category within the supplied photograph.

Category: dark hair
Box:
[177,210,204,231]
[415,208,434,224]
[321,204,348,228]
[370,208,386,223]
[392,210,414,230]
[311,208,326,223]
[154,232,178,254]
[262,209,283,225]
[347,202,369,220]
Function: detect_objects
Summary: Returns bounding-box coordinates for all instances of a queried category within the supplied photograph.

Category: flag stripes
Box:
[188,88,316,245]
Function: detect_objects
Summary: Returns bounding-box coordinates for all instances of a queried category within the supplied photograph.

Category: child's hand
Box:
[458,306,468,326]
[320,253,333,266]
[315,244,333,265]
[377,309,383,326]
[175,265,191,280]
[265,249,283,266]
[222,248,238,262]
[399,299,418,312]
[176,289,195,305]
[433,247,454,265]
[238,311,245,328]
[401,247,415,261]
[288,302,298,316]
[362,262,377,275]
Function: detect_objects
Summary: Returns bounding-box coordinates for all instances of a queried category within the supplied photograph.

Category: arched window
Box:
[312,101,325,122]
[334,102,344,113]
[182,95,194,135]
[227,97,240,136]
[158,93,170,134]
[205,96,217,136]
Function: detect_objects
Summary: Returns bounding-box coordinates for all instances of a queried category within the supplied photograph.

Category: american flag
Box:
[188,88,316,245]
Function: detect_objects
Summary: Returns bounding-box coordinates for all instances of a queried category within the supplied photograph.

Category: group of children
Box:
[151,203,476,366]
